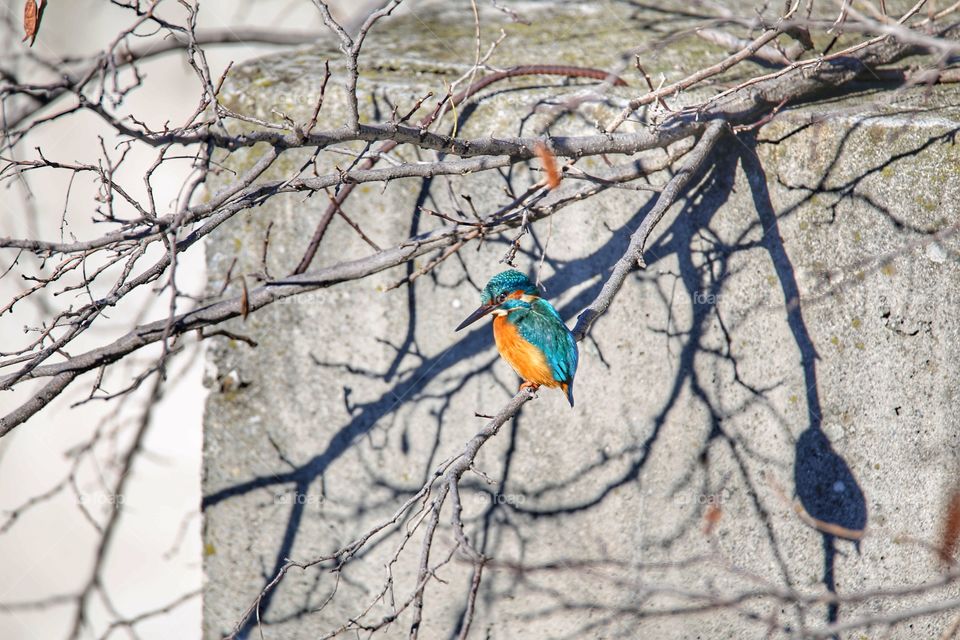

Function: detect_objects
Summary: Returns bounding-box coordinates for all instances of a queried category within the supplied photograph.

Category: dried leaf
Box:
[239,277,250,321]
[22,0,46,46]
[534,142,561,190]
[703,503,722,535]
[939,483,960,565]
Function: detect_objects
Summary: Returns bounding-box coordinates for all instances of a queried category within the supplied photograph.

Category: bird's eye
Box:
[497,293,507,303]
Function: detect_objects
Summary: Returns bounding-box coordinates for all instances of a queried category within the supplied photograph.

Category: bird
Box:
[455,270,579,407]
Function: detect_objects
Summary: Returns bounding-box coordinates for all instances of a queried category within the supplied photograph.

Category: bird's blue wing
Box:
[515,299,578,385]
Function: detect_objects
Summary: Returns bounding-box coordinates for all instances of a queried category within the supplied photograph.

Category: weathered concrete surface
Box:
[202,2,960,638]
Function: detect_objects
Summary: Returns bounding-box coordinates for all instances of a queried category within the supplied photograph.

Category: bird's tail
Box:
[561,381,574,408]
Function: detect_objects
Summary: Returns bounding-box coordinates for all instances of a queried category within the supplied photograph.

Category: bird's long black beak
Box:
[455,303,496,331]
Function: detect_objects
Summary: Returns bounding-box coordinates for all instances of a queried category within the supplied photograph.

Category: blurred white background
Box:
[0,1,368,637]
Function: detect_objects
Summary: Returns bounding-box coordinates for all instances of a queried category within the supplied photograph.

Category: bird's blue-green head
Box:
[480,270,538,305]
[455,270,539,331]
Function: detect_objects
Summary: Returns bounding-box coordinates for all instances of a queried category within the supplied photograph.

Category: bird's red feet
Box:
[519,381,540,394]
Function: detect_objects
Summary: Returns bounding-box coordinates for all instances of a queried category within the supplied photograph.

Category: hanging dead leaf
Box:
[703,503,722,535]
[534,142,561,190]
[22,0,47,47]
[239,277,250,321]
[939,483,960,566]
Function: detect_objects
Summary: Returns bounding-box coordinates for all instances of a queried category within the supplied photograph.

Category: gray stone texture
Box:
[202,2,960,638]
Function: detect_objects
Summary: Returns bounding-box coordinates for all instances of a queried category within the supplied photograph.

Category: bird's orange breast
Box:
[493,315,558,388]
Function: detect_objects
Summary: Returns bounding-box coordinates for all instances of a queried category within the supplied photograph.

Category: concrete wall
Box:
[202,2,960,638]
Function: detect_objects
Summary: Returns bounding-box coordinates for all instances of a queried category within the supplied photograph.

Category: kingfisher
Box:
[455,270,579,407]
